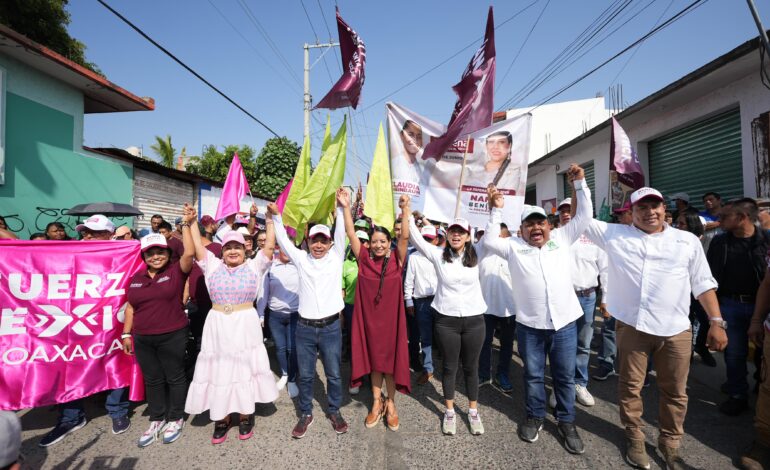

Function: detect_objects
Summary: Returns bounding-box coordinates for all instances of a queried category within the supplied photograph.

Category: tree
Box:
[0,0,102,75]
[186,144,259,190]
[150,135,176,168]
[253,137,302,200]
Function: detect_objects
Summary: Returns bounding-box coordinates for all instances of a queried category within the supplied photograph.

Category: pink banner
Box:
[314,7,366,110]
[215,152,250,220]
[0,240,145,410]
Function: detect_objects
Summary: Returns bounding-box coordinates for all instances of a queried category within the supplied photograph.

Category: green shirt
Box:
[342,258,358,305]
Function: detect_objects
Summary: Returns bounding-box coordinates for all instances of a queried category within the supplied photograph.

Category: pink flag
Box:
[609,117,645,210]
[0,240,145,409]
[314,7,366,110]
[423,7,496,160]
[275,179,293,212]
[215,152,250,220]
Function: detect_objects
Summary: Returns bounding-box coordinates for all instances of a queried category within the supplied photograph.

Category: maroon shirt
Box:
[166,236,184,263]
[127,261,189,335]
[188,242,222,310]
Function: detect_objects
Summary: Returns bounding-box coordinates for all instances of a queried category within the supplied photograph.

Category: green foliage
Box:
[0,0,102,75]
[150,135,176,168]
[186,144,259,190]
[253,137,302,200]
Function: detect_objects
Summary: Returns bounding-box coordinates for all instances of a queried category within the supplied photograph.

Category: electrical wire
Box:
[496,0,551,96]
[96,0,281,138]
[300,0,336,84]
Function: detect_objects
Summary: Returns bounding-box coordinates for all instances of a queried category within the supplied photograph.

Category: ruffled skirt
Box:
[185,307,279,421]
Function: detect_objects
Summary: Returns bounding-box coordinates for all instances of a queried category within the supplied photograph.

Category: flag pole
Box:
[453,135,472,219]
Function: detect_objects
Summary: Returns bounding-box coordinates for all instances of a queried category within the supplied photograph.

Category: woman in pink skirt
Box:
[183,204,279,444]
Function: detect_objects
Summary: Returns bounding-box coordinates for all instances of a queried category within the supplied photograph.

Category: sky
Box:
[67,0,761,185]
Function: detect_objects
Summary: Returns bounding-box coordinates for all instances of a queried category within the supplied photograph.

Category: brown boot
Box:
[658,444,686,470]
[385,398,399,431]
[417,371,433,385]
[624,438,650,469]
[740,441,770,470]
[365,396,384,428]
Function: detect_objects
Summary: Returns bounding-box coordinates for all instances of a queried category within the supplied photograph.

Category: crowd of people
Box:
[4,165,770,470]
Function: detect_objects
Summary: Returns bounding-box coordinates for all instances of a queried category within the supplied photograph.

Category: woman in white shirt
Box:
[402,195,487,436]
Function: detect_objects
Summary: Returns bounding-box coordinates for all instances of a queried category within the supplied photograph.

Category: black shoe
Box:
[518,417,544,443]
[238,415,254,440]
[592,367,616,381]
[39,417,87,447]
[558,422,585,455]
[211,419,230,444]
[111,415,131,435]
[719,397,749,416]
[643,373,652,388]
[721,382,729,394]
[694,346,717,367]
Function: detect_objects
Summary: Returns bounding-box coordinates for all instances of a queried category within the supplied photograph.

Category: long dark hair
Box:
[681,207,704,237]
[371,225,393,304]
[442,241,478,267]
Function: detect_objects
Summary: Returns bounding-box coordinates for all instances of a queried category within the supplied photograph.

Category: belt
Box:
[299,314,339,328]
[211,302,254,314]
[574,287,597,297]
[721,294,756,304]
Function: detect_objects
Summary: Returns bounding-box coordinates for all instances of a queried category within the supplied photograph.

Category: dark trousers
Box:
[479,314,516,381]
[186,301,209,377]
[134,327,189,421]
[433,313,485,402]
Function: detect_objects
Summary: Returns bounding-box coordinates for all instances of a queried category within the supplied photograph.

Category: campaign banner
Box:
[609,117,644,211]
[387,102,531,228]
[0,240,144,410]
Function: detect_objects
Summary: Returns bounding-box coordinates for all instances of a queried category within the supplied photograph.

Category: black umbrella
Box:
[65,202,144,217]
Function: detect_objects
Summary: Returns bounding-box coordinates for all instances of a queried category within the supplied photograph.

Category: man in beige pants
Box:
[582,187,728,470]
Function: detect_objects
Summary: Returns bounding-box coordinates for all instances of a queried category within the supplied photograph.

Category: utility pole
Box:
[747,0,770,61]
[303,42,339,142]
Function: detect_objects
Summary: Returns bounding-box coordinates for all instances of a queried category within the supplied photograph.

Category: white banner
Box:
[387,102,530,229]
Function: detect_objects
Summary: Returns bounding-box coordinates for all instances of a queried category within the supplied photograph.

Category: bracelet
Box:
[121,333,132,339]
[708,317,724,322]
[180,222,190,228]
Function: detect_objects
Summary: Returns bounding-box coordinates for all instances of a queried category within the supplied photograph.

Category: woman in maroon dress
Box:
[337,188,411,431]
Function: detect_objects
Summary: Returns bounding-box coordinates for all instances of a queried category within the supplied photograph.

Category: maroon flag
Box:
[315,8,366,110]
[609,117,644,210]
[422,7,496,161]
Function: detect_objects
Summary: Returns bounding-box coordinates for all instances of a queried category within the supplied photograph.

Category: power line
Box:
[96,0,281,138]
[496,0,551,95]
[300,0,336,84]
[530,0,709,112]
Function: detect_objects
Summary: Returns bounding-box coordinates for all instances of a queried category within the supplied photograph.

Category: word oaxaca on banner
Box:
[386,102,531,228]
[0,240,144,409]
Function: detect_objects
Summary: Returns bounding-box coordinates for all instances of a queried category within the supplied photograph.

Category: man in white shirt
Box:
[582,186,728,470]
[556,198,608,408]
[484,164,592,455]
[404,225,440,385]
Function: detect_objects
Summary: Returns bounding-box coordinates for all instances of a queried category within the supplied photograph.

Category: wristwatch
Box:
[709,317,728,329]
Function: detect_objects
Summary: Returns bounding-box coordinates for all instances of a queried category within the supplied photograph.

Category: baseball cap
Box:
[140,233,168,252]
[112,226,131,239]
[557,198,572,209]
[354,219,370,229]
[0,411,21,468]
[308,224,332,240]
[76,214,115,233]
[437,227,446,238]
[630,187,665,206]
[613,202,632,214]
[521,205,548,222]
[355,230,370,241]
[174,217,183,225]
[669,192,690,203]
[237,227,251,236]
[234,214,250,225]
[448,218,470,233]
[221,231,246,246]
[420,225,437,239]
[200,215,216,226]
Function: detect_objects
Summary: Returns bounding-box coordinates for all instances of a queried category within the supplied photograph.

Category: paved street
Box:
[17,323,755,470]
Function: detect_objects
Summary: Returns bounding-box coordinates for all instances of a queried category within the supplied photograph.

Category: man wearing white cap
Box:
[40,214,131,447]
[485,164,592,455]
[555,197,608,408]
[581,186,728,469]
[404,224,440,385]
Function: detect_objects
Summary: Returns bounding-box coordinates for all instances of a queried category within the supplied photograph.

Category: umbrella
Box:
[65,202,144,217]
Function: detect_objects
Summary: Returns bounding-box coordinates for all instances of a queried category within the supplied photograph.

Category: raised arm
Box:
[261,208,276,260]
[483,185,513,259]
[182,204,207,263]
[268,203,304,264]
[558,164,593,245]
[396,195,410,265]
[403,196,440,263]
[248,203,258,236]
[337,187,361,258]
[332,204,346,259]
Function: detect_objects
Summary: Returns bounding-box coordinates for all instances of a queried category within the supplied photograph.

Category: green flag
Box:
[321,115,332,153]
[363,122,395,233]
[282,135,311,230]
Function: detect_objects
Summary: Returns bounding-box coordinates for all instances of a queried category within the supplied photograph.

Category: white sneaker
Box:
[548,390,557,409]
[349,386,360,395]
[575,385,595,407]
[138,420,166,448]
[287,381,299,398]
[276,375,288,390]
[162,419,184,444]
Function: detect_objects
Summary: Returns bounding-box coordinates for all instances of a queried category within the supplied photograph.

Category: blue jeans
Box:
[721,297,755,399]
[296,318,342,415]
[479,314,516,381]
[517,321,578,423]
[414,297,435,373]
[59,387,129,426]
[269,311,299,382]
[575,291,597,386]
[597,316,617,373]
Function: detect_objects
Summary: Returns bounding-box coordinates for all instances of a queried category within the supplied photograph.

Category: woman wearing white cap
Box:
[401,195,487,436]
[182,204,278,444]
[123,229,194,447]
